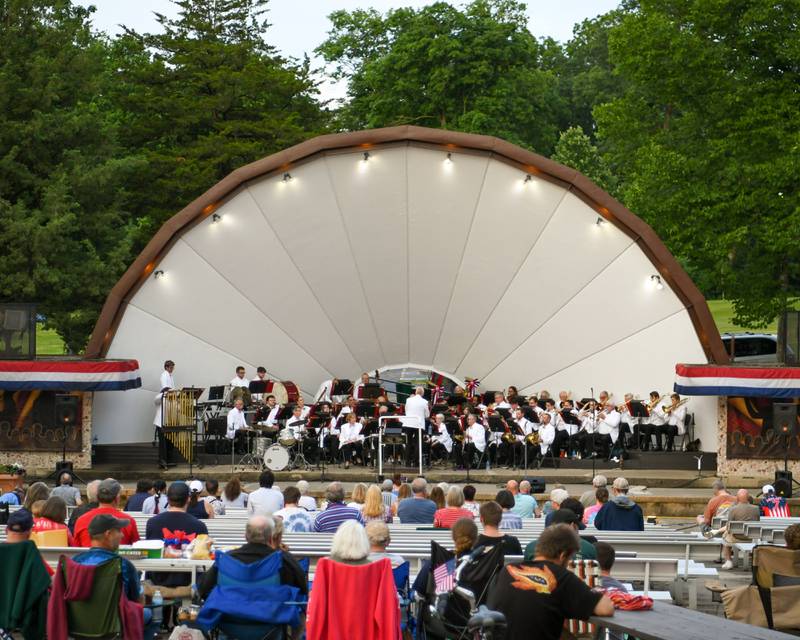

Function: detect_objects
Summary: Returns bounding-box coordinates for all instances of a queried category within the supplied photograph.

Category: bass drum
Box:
[264,444,290,471]
[265,381,300,405]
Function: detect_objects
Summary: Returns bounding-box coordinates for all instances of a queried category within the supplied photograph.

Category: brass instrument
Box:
[524,431,541,446]
[162,390,197,463]
[662,397,689,414]
[647,395,663,412]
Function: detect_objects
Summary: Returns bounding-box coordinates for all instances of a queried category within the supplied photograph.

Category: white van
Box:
[721,332,779,363]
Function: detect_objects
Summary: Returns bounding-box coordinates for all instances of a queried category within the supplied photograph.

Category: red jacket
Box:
[307,558,401,640]
[73,507,140,547]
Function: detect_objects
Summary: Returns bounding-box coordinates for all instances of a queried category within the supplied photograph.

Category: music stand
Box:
[487,416,506,468]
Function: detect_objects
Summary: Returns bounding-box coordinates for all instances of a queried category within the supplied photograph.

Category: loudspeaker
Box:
[775,470,793,498]
[55,461,73,474]
[206,417,227,437]
[523,476,546,494]
[55,394,81,427]
[773,403,798,436]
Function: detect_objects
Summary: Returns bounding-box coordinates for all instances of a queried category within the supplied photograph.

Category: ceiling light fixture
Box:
[650,275,664,290]
[282,172,292,182]
[154,270,165,280]
[211,213,221,223]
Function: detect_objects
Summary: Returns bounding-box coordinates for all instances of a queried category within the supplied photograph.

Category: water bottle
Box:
[152,589,163,625]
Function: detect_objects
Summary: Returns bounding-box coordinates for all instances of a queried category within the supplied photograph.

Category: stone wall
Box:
[0,392,92,471]
[717,396,800,479]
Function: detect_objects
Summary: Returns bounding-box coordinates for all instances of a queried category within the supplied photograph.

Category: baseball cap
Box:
[612,477,629,492]
[97,478,122,503]
[188,480,204,494]
[6,509,34,533]
[762,484,775,495]
[167,481,190,502]
[88,514,130,536]
[551,508,581,527]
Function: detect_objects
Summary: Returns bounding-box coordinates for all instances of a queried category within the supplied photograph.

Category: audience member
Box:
[511,480,539,519]
[199,515,307,598]
[478,501,523,555]
[496,490,523,530]
[412,518,479,595]
[506,480,518,496]
[713,489,761,570]
[187,480,214,519]
[698,480,734,527]
[525,509,596,561]
[0,472,25,505]
[74,479,140,547]
[23,481,51,512]
[51,472,82,507]
[434,486,474,528]
[542,484,567,517]
[488,524,614,640]
[203,478,226,516]
[274,486,316,532]
[594,478,644,531]
[142,479,168,514]
[595,542,627,591]
[580,475,607,509]
[583,487,609,526]
[544,488,570,525]
[430,485,446,511]
[314,482,364,532]
[330,520,370,564]
[3,509,54,577]
[760,484,790,517]
[30,500,46,517]
[124,479,153,511]
[366,521,405,567]
[785,523,800,550]
[145,482,208,587]
[392,483,412,517]
[296,480,317,511]
[69,479,100,533]
[392,473,403,495]
[462,484,480,517]
[33,496,76,546]
[362,484,392,524]
[381,479,397,510]
[248,470,283,516]
[347,483,368,509]
[223,476,248,509]
[397,477,437,524]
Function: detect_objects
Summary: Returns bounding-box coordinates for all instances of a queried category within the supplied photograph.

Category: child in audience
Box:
[595,542,627,591]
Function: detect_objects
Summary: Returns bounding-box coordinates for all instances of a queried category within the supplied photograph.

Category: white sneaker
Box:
[721,560,734,570]
[611,456,620,463]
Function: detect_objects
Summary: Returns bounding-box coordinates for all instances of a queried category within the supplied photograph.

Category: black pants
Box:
[553,429,578,456]
[642,423,671,450]
[574,430,595,457]
[430,441,450,462]
[341,441,363,463]
[463,442,483,468]
[157,427,175,465]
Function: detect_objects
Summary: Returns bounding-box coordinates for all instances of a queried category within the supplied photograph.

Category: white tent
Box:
[88,127,726,449]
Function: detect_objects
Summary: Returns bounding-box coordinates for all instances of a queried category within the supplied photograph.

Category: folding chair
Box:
[392,561,414,636]
[62,556,123,639]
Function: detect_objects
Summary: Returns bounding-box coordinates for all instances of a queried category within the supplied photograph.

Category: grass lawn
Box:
[36,325,68,355]
[706,299,777,335]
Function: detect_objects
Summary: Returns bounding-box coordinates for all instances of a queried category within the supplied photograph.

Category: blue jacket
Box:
[594,495,644,531]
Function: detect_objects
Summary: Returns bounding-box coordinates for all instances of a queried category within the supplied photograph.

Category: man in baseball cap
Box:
[73,478,140,547]
[5,509,35,540]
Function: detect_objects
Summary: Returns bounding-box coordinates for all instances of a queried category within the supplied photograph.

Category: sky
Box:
[77,0,621,101]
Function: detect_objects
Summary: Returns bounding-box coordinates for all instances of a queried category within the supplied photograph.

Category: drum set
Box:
[231,423,313,473]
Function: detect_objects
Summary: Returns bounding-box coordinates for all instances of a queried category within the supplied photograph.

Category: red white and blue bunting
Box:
[674,363,800,398]
[0,359,141,391]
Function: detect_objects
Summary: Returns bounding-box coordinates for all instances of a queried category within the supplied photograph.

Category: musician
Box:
[514,407,538,463]
[226,397,248,449]
[493,392,511,410]
[506,386,520,404]
[664,393,687,452]
[339,412,364,469]
[254,366,268,381]
[315,402,338,463]
[641,391,667,451]
[255,394,280,429]
[153,386,174,469]
[429,413,453,464]
[160,360,175,391]
[462,413,487,468]
[295,395,311,420]
[230,366,249,388]
[287,404,316,461]
[554,400,580,458]
[598,390,612,406]
[596,402,621,460]
[315,378,334,403]
[526,395,543,416]
[353,372,370,400]
[404,386,430,465]
[619,393,637,449]
[556,390,571,410]
[545,399,568,456]
[538,413,556,459]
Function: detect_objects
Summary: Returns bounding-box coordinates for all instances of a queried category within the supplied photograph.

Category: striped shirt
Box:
[500,511,523,530]
[313,502,364,532]
[433,507,475,529]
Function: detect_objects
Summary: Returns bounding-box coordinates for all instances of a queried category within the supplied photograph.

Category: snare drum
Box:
[265,381,300,405]
[264,444,290,471]
[278,428,296,447]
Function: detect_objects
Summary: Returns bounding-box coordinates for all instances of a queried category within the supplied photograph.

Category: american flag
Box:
[466,378,480,400]
[433,558,456,594]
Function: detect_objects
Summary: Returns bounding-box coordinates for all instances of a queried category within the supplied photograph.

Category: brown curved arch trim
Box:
[86,125,728,364]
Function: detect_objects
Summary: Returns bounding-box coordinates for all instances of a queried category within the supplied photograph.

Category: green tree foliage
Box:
[317,0,564,153]
[552,126,615,194]
[595,0,800,325]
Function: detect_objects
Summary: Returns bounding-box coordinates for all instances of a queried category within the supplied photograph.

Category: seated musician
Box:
[596,402,621,461]
[618,392,636,448]
[641,391,667,451]
[315,402,339,464]
[526,395,543,417]
[558,400,581,459]
[574,401,597,458]
[538,413,556,459]
[506,385,520,404]
[226,396,248,452]
[463,413,487,468]
[556,390,571,410]
[339,412,364,469]
[493,391,511,410]
[254,366,268,382]
[295,395,311,420]
[287,404,316,462]
[664,393,687,452]
[546,399,569,457]
[514,407,538,463]
[598,390,612,407]
[230,365,250,388]
[255,394,280,430]
[430,413,453,464]
[353,372,370,400]
[337,396,357,420]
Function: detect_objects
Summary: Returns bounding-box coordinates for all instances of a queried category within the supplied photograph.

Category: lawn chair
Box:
[0,541,50,640]
[721,545,800,630]
[392,561,414,637]
[61,556,123,639]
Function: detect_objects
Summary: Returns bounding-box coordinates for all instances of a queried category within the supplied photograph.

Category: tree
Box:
[595,0,800,325]
[0,0,146,353]
[552,126,616,194]
[317,0,565,153]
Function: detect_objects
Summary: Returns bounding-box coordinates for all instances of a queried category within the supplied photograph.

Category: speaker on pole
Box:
[55,394,81,428]
[775,470,793,498]
[523,476,546,494]
[773,402,797,436]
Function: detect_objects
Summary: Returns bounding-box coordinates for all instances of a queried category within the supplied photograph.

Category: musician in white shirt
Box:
[492,392,511,410]
[160,360,175,391]
[556,390,571,410]
[430,413,453,463]
[514,408,538,464]
[463,413,486,468]
[597,402,622,461]
[255,394,280,428]
[664,393,688,452]
[295,396,311,420]
[338,412,363,469]
[641,391,667,451]
[226,397,248,441]
[315,378,334,403]
[574,401,598,458]
[545,399,568,457]
[353,372,370,400]
[230,366,249,388]
[315,402,338,463]
[404,386,430,465]
[552,399,580,458]
[538,413,556,458]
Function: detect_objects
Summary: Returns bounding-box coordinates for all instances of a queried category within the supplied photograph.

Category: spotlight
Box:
[595,217,606,226]
[650,275,664,290]
[282,172,292,182]
[445,152,453,164]
[362,151,371,162]
[524,174,533,184]
[211,213,221,223]
[154,270,165,280]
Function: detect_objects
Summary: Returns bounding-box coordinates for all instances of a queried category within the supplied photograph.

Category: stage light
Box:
[445,152,453,164]
[282,172,292,182]
[524,174,532,184]
[154,270,165,280]
[362,151,371,162]
[595,217,606,226]
[650,275,664,290]
[211,213,221,223]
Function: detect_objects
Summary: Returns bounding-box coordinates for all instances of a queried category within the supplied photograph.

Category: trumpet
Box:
[662,397,689,414]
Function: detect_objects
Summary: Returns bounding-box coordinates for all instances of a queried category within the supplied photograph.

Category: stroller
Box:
[416,541,507,640]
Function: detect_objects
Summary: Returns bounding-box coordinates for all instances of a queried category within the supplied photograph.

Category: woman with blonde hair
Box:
[347,482,367,509]
[362,484,392,524]
[430,485,446,510]
[23,482,50,512]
